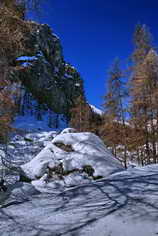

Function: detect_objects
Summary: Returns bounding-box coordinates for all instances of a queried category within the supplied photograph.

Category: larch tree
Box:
[131,49,158,164]
[132,24,152,64]
[142,49,158,163]
[129,24,155,164]
[70,95,93,132]
[103,59,128,167]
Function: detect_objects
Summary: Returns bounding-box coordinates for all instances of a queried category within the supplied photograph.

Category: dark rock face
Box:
[11,22,84,119]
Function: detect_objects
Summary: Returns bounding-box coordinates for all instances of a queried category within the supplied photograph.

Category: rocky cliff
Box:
[9,22,84,126]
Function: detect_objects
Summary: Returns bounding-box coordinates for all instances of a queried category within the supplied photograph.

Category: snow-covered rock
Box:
[60,128,77,134]
[52,132,123,177]
[21,143,55,180]
[20,132,124,187]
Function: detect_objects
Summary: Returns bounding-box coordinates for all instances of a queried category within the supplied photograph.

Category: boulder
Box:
[20,132,124,187]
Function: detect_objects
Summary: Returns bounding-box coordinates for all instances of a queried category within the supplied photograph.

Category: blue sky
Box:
[30,0,158,108]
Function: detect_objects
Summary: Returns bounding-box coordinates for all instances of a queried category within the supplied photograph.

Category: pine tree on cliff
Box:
[130,24,154,164]
[103,58,128,167]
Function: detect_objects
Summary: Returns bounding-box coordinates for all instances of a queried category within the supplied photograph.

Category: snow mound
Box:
[90,104,103,116]
[21,132,124,190]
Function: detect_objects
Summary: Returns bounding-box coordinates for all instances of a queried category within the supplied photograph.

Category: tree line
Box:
[70,24,158,167]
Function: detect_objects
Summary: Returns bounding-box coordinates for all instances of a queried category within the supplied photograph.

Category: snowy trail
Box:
[0,166,158,236]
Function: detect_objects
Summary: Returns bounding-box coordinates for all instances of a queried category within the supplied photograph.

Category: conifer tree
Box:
[70,96,93,132]
[132,24,152,64]
[130,24,155,164]
[131,49,158,164]
[103,59,128,167]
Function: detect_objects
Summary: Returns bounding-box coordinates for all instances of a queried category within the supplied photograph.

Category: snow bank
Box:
[21,132,124,188]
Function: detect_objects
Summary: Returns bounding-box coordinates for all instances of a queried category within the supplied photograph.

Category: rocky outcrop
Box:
[10,22,84,119]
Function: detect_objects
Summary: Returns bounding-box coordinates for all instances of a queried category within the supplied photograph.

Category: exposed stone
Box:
[10,22,85,119]
[53,142,74,152]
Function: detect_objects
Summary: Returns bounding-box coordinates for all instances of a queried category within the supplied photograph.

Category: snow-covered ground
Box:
[13,113,67,132]
[0,122,158,235]
[0,164,158,236]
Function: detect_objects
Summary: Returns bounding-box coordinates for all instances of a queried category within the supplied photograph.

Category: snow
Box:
[21,132,124,183]
[64,73,73,79]
[64,172,91,186]
[0,129,58,182]
[75,82,81,87]
[16,56,38,61]
[60,128,76,134]
[52,132,123,176]
[21,143,55,180]
[13,114,54,131]
[0,182,39,208]
[16,53,44,67]
[1,120,158,235]
[20,62,33,67]
[90,104,103,116]
[13,113,67,132]
[1,164,158,235]
[0,150,6,175]
[52,33,60,39]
